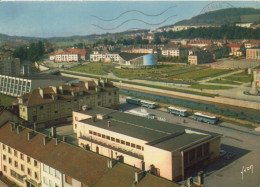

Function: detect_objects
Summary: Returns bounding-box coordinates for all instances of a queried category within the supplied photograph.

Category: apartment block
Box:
[0,56,20,75]
[246,48,260,59]
[49,52,79,62]
[0,74,78,97]
[18,79,119,127]
[73,107,221,181]
[90,52,119,62]
[0,121,183,187]
[161,48,186,57]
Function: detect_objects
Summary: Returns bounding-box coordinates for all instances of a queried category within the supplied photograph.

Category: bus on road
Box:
[193,112,218,124]
[140,100,156,109]
[126,97,141,105]
[168,106,188,117]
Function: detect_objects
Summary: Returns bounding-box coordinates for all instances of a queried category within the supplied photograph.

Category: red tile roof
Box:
[67,48,88,56]
[0,122,108,186]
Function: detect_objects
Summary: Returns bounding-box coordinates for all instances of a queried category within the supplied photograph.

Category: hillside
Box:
[161,8,260,28]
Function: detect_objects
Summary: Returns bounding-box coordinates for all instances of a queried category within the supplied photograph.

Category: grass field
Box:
[208,79,241,85]
[224,72,252,83]
[189,84,233,90]
[0,94,16,107]
[69,62,115,75]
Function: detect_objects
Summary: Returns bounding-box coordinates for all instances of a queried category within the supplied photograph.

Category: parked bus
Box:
[126,97,141,105]
[168,106,188,117]
[140,100,156,109]
[193,112,218,124]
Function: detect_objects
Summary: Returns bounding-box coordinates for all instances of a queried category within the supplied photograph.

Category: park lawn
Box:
[208,79,241,85]
[189,84,233,90]
[69,62,115,75]
[173,68,234,81]
[0,94,16,107]
[224,72,252,83]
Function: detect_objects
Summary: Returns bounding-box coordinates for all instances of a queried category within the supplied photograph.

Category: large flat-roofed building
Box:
[0,56,20,75]
[90,52,119,62]
[118,53,157,68]
[73,107,221,181]
[161,48,186,57]
[0,74,79,97]
[0,121,182,187]
[18,80,119,127]
[246,48,260,59]
[49,52,79,62]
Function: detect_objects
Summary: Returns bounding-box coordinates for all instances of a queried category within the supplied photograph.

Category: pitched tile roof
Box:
[0,122,108,186]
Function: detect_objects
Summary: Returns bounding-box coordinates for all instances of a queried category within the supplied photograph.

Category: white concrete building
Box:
[49,52,79,62]
[90,52,119,62]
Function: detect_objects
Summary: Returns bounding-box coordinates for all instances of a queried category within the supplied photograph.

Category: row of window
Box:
[0,78,31,86]
[89,130,144,151]
[2,145,38,167]
[43,176,60,187]
[43,164,61,180]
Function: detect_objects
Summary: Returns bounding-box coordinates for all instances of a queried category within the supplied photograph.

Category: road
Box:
[119,99,260,187]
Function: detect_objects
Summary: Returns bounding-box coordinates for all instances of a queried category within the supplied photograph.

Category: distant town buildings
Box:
[0,75,78,97]
[49,52,79,62]
[18,79,119,128]
[118,53,157,68]
[227,44,242,56]
[188,51,214,65]
[121,49,155,54]
[0,56,20,75]
[161,47,186,57]
[67,48,88,61]
[253,65,260,87]
[235,23,253,28]
[188,40,211,48]
[73,107,221,181]
[246,48,260,59]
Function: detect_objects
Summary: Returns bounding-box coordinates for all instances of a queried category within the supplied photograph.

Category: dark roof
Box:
[119,53,148,61]
[0,122,108,186]
[79,107,221,151]
[136,174,180,187]
[254,65,260,70]
[94,163,139,187]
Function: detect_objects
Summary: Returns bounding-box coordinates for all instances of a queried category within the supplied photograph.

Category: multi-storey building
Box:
[18,79,119,127]
[90,51,119,62]
[0,75,78,97]
[73,107,221,181]
[49,52,79,62]
[67,48,89,61]
[0,56,20,75]
[0,121,184,187]
[161,48,186,57]
[253,65,260,87]
[246,48,260,59]
[188,51,214,65]
[118,53,157,69]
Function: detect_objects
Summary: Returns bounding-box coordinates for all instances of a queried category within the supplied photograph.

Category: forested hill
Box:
[161,8,260,28]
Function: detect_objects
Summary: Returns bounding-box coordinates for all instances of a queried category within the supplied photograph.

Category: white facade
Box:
[49,53,79,62]
[90,54,119,62]
[41,163,62,187]
[161,49,182,57]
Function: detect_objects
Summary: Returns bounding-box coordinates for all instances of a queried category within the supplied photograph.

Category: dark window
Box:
[106,136,110,140]
[40,106,44,110]
[111,137,115,141]
[189,149,196,162]
[204,143,209,155]
[89,130,93,134]
[197,145,203,158]
[131,143,136,148]
[126,142,130,146]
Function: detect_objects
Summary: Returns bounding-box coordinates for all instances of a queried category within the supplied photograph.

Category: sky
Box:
[0,1,260,38]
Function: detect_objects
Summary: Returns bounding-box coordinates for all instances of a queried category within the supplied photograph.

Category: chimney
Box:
[187,177,193,187]
[107,121,111,128]
[51,126,56,138]
[43,136,48,145]
[63,136,67,142]
[59,86,63,94]
[51,86,57,94]
[28,131,34,141]
[17,125,22,134]
[85,82,89,90]
[197,171,204,185]
[107,159,117,169]
[134,171,146,184]
[38,87,44,98]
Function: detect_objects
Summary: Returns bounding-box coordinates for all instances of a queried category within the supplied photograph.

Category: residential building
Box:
[0,121,183,187]
[67,48,89,61]
[118,53,157,68]
[121,49,155,54]
[73,107,221,181]
[18,79,119,127]
[161,48,186,57]
[235,23,252,28]
[49,52,79,62]
[0,56,20,75]
[253,65,260,87]
[227,44,242,55]
[188,40,211,48]
[0,74,79,97]
[0,106,21,126]
[188,51,214,65]
[90,51,119,62]
[246,48,260,59]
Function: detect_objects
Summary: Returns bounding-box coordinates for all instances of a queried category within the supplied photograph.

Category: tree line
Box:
[157,25,260,40]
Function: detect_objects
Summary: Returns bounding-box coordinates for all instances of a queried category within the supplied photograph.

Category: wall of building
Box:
[63,174,82,187]
[143,144,173,181]
[41,163,62,187]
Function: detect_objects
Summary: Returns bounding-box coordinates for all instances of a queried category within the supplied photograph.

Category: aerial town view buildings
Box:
[0,1,260,187]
